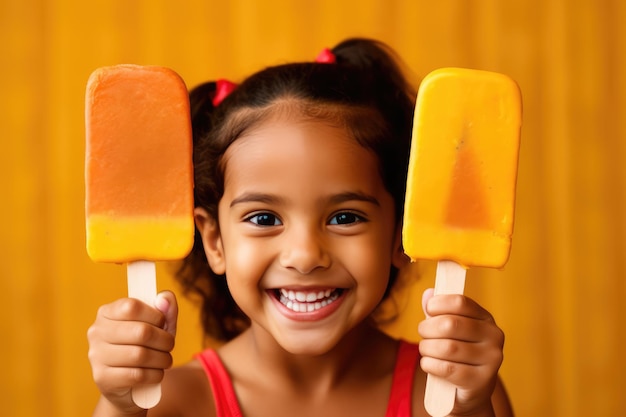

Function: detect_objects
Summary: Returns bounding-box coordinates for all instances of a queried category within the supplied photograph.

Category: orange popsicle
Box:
[85,65,194,263]
[402,68,522,416]
[85,65,194,409]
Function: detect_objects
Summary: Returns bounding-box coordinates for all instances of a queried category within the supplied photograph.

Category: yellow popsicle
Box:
[403,67,522,268]
[402,67,522,417]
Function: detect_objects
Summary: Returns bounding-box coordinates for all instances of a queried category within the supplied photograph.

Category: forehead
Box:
[221,116,385,195]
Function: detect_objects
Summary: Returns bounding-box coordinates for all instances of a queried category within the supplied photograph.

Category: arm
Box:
[88,291,178,417]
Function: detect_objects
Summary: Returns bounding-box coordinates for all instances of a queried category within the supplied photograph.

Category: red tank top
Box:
[195,340,420,417]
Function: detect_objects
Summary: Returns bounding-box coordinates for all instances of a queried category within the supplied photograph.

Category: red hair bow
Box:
[212,79,238,106]
[315,48,336,64]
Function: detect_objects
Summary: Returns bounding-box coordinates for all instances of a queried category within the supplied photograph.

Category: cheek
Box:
[222,240,267,315]
[341,235,394,291]
[224,238,260,278]
[222,234,277,295]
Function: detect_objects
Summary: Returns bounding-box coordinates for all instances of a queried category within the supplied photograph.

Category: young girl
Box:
[87,38,513,417]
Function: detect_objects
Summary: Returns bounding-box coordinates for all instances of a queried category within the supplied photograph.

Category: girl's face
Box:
[196,115,406,355]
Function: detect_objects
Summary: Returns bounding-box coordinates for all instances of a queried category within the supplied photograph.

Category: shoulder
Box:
[148,359,216,417]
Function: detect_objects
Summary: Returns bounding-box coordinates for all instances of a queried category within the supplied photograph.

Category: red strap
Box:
[385,341,421,417]
[196,341,420,417]
[195,350,243,417]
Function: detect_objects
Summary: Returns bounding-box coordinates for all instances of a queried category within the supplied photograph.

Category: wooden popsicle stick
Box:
[424,260,467,417]
[127,261,161,409]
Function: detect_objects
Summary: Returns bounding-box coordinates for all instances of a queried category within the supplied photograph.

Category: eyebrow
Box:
[328,191,381,207]
[230,192,285,207]
[229,191,380,208]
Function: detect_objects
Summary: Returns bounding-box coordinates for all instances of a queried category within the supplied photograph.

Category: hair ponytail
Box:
[177,80,250,342]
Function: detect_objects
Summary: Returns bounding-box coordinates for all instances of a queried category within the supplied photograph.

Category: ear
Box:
[391,222,410,269]
[194,207,226,275]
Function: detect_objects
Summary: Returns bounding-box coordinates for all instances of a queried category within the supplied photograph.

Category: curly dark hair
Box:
[176,38,416,342]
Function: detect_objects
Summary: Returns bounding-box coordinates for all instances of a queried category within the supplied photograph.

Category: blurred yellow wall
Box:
[1,0,624,416]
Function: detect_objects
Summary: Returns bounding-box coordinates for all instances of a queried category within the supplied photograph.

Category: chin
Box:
[275,332,342,357]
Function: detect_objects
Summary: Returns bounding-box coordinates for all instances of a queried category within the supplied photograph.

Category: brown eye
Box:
[329,212,364,225]
[247,213,281,226]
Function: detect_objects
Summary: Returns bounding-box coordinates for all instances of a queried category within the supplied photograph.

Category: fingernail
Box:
[154,294,170,314]
[422,288,434,317]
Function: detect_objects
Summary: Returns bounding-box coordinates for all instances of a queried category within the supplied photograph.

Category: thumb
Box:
[154,291,178,337]
[422,288,435,318]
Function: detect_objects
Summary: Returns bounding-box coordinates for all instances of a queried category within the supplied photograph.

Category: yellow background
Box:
[1,1,624,416]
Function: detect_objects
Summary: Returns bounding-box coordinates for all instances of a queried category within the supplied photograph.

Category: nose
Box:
[279,225,331,275]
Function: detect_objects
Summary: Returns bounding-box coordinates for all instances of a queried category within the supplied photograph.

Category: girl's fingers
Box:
[92,363,168,393]
[417,293,506,413]
[90,342,174,369]
[418,338,503,367]
[99,298,167,327]
[419,356,496,389]
[87,293,179,413]
[155,290,178,337]
[424,293,495,321]
[90,319,175,352]
[418,314,504,345]
[421,288,435,318]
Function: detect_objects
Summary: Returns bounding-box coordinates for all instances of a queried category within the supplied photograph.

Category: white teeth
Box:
[280,289,336,302]
[277,289,340,313]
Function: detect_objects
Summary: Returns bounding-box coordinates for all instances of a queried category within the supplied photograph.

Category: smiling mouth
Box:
[273,288,343,313]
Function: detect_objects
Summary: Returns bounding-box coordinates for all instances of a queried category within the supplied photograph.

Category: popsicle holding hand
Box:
[85,65,194,409]
[403,68,522,416]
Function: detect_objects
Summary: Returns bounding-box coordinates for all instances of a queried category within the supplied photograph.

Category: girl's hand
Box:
[418,289,505,416]
[87,291,178,414]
